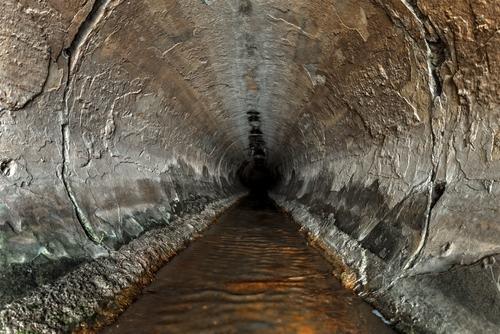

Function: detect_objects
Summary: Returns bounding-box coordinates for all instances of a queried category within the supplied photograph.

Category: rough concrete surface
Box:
[0,0,498,333]
[0,196,240,333]
[275,196,500,334]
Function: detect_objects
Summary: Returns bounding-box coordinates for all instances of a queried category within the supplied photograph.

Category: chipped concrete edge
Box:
[0,195,242,334]
[273,195,498,334]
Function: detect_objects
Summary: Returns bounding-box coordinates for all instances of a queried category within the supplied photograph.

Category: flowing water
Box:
[101,195,394,334]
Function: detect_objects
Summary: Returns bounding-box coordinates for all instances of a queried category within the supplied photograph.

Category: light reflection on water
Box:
[102,196,395,334]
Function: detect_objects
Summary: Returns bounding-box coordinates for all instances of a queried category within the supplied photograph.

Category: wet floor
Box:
[102,195,394,334]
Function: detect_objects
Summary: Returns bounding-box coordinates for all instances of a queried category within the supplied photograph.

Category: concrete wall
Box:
[274,0,500,332]
[0,0,243,305]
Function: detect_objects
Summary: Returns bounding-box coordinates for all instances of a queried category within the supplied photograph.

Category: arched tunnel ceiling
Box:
[1,0,436,166]
[0,0,499,332]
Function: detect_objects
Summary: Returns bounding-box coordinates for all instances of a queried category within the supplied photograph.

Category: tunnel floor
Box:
[101,196,394,334]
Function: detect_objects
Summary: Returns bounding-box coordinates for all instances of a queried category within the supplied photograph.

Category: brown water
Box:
[101,196,394,334]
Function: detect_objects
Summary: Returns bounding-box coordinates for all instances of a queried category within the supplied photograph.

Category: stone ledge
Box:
[0,195,241,334]
[274,195,499,334]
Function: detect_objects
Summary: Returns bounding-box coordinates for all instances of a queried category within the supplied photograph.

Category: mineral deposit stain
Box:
[101,196,394,334]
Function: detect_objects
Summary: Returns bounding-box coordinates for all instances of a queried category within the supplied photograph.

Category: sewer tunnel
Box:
[0,0,499,333]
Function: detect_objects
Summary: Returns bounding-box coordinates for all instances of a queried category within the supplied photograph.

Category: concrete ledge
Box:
[0,196,241,334]
[274,195,499,334]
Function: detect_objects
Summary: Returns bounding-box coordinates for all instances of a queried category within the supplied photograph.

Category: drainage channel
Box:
[101,195,395,334]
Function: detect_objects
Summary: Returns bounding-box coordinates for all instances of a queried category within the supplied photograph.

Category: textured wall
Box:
[0,0,244,305]
[0,0,498,333]
[275,0,500,332]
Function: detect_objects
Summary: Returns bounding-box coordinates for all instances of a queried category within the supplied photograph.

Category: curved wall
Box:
[0,0,498,332]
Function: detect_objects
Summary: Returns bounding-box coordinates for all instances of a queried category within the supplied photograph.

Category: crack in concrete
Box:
[374,0,452,272]
[162,42,183,57]
[374,0,447,98]
[60,122,103,244]
[57,0,115,245]
[399,0,446,98]
[68,0,112,73]
[266,14,314,39]
[407,252,500,278]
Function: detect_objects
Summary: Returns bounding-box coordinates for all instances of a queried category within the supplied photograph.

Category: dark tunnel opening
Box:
[236,108,282,195]
[236,156,281,195]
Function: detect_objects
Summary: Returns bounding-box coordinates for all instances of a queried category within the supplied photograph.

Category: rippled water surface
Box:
[102,196,394,334]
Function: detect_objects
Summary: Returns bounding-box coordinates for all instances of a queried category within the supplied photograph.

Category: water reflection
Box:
[101,196,394,334]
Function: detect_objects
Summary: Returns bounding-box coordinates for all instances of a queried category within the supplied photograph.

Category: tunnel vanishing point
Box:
[0,0,499,333]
